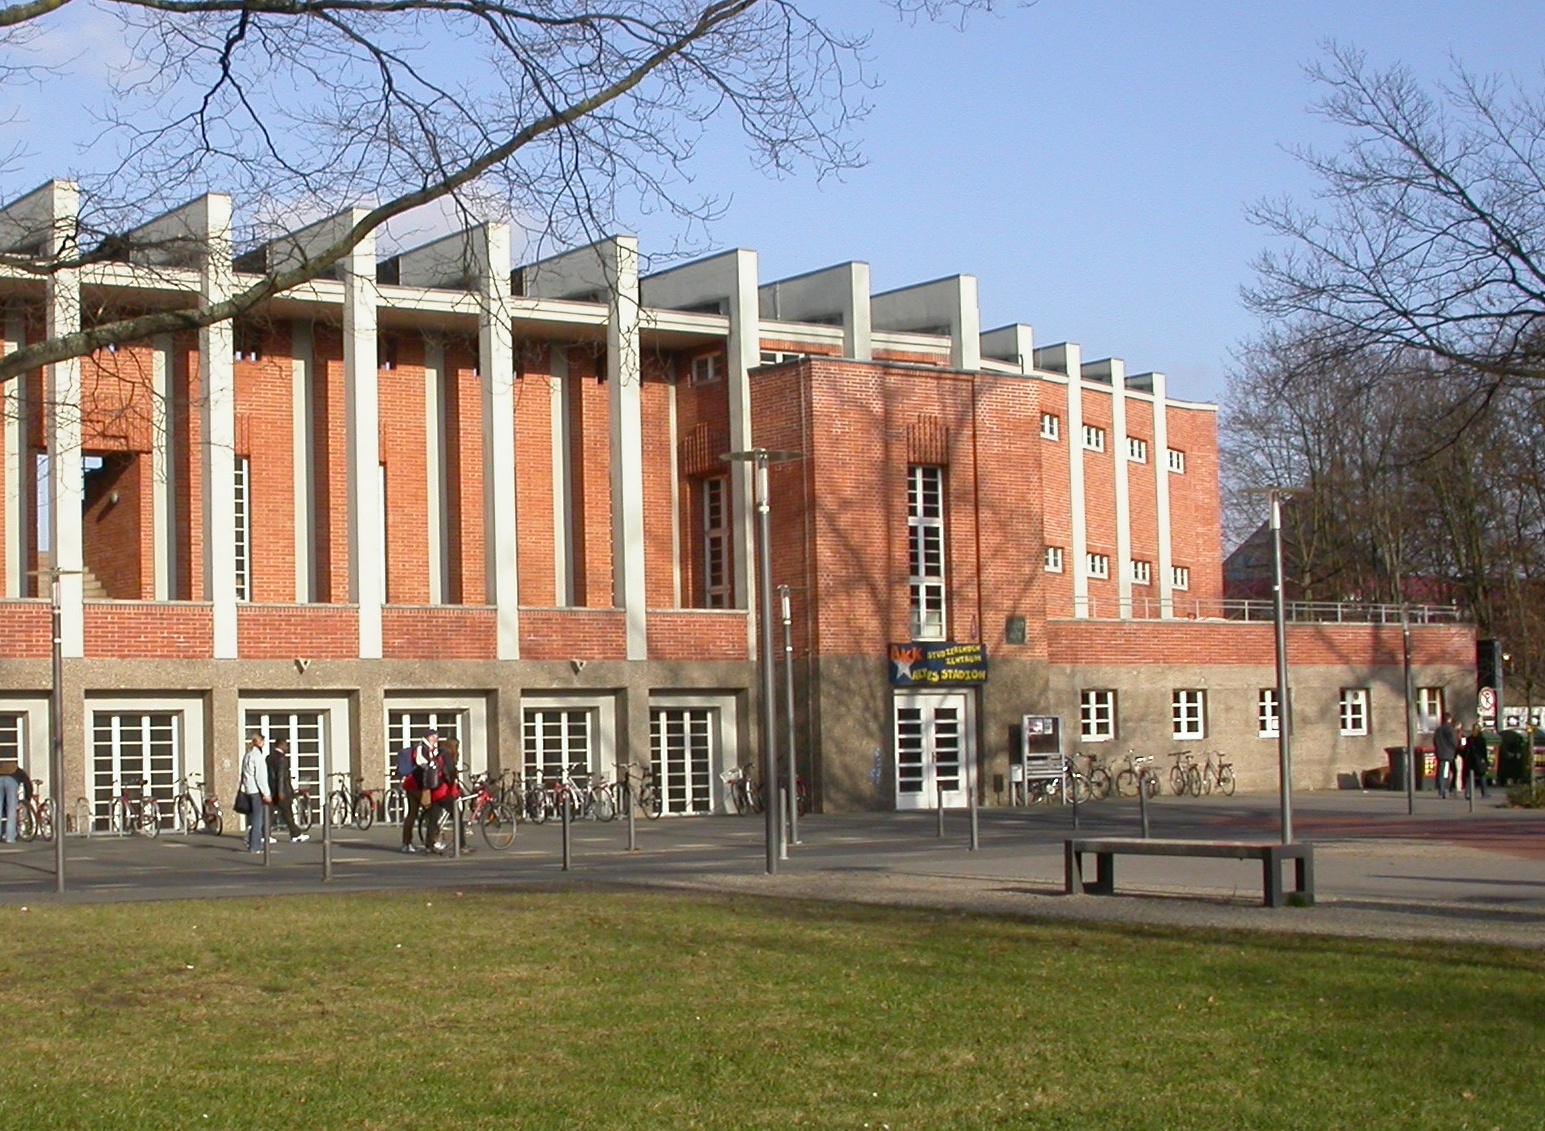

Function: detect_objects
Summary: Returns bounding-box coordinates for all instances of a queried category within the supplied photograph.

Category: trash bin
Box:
[1385,746,1408,791]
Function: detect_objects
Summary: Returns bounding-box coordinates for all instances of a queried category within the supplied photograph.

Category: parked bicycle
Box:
[1068,750,1112,801]
[289,786,315,832]
[16,781,55,842]
[173,774,223,836]
[327,774,378,831]
[1198,750,1237,796]
[458,774,519,850]
[721,763,762,815]
[110,779,161,837]
[1166,750,1201,797]
[1105,750,1158,798]
[612,762,663,820]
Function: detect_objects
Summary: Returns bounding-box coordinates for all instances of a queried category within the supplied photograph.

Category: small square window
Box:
[1044,546,1064,573]
[1087,553,1110,580]
[1258,689,1280,738]
[1171,565,1190,591]
[1172,690,1205,740]
[1167,448,1186,474]
[690,355,721,385]
[1040,413,1061,441]
[1082,425,1106,452]
[1080,689,1117,742]
[1339,688,1370,736]
[1416,687,1445,731]
[1127,437,1148,463]
[1131,559,1152,585]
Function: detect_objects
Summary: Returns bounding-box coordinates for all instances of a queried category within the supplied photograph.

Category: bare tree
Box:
[0,0,988,380]
[1247,42,1545,391]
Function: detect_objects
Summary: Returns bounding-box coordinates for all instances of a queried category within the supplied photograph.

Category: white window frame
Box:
[907,465,946,641]
[383,695,488,783]
[1171,690,1206,740]
[1081,424,1106,452]
[1126,437,1148,463]
[1130,559,1152,585]
[1043,546,1064,573]
[1416,687,1445,731]
[1172,565,1190,591]
[1167,448,1186,474]
[1086,553,1110,580]
[702,476,730,609]
[690,354,721,386]
[521,695,617,782]
[1257,688,1280,738]
[1040,413,1060,441]
[1339,688,1370,737]
[1079,689,1117,742]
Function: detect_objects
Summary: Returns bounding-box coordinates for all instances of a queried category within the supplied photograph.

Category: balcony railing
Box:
[1069,596,1468,625]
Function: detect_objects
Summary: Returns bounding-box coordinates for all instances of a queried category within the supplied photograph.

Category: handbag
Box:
[419,789,434,809]
[234,791,253,815]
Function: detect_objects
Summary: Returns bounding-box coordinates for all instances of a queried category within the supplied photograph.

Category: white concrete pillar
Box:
[343,227,383,657]
[43,182,84,656]
[606,236,647,659]
[423,336,448,606]
[980,324,1035,373]
[759,261,872,360]
[1149,372,1174,616]
[476,225,520,659]
[1093,359,1133,618]
[549,345,573,607]
[872,275,981,371]
[199,197,238,656]
[1037,343,1086,618]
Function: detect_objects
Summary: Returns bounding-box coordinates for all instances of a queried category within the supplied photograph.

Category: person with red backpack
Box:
[397,730,438,854]
[421,737,467,854]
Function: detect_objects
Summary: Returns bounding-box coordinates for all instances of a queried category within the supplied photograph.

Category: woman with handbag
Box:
[237,733,271,854]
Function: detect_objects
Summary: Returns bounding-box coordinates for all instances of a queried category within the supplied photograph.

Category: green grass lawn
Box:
[1,889,1540,1130]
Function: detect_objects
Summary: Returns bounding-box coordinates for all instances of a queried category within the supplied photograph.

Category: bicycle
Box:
[289,787,315,832]
[1107,751,1160,799]
[721,763,762,815]
[110,779,161,837]
[16,781,55,842]
[1166,750,1200,797]
[1066,752,1111,802]
[173,774,223,836]
[459,775,519,850]
[1198,750,1237,796]
[327,774,377,831]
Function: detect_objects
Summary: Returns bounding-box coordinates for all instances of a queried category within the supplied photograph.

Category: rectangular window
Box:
[1086,553,1110,580]
[1172,565,1190,591]
[690,354,721,386]
[245,710,326,803]
[386,709,464,785]
[1126,437,1148,463]
[1040,413,1060,441]
[650,707,715,815]
[90,712,179,832]
[703,476,730,609]
[1416,687,1445,730]
[1172,690,1206,740]
[1258,689,1280,738]
[234,457,251,602]
[0,714,23,769]
[1081,424,1106,452]
[1131,559,1152,585]
[1044,546,1064,573]
[523,708,593,781]
[1167,448,1186,474]
[1080,690,1116,742]
[908,466,946,640]
[1339,688,1370,736]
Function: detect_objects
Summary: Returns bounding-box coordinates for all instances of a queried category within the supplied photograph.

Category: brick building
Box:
[0,182,1473,822]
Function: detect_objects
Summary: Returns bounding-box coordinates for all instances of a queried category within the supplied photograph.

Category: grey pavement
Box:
[2,787,1542,948]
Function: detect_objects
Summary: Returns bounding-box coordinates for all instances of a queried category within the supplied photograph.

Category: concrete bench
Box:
[1064,837,1315,908]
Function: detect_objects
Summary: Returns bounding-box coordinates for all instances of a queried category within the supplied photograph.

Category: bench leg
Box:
[1264,852,1284,908]
[1091,852,1115,895]
[1064,841,1082,894]
[1295,853,1315,906]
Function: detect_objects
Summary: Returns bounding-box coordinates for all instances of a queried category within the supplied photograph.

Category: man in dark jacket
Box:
[266,738,310,843]
[1433,714,1460,799]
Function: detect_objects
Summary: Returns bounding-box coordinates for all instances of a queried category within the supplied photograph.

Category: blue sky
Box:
[664,1,1545,404]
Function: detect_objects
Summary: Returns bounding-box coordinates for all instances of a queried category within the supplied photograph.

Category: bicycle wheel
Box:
[353,796,374,831]
[177,795,200,834]
[385,786,407,824]
[37,799,54,842]
[292,793,313,832]
[16,803,34,842]
[328,791,351,829]
[728,779,748,815]
[643,784,663,819]
[526,787,548,824]
[1185,765,1203,798]
[1069,773,1091,804]
[1113,768,1136,798]
[1087,767,1112,800]
[1169,766,1188,796]
[594,787,616,823]
[1218,765,1237,797]
[111,798,131,835]
[481,802,518,850]
[73,797,92,836]
[139,799,161,837]
[205,802,223,837]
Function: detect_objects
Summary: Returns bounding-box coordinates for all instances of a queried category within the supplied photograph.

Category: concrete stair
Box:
[34,553,109,599]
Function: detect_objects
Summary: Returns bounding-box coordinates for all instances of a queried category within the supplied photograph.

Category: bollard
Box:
[561,791,572,871]
[263,803,272,867]
[1138,777,1151,839]
[779,788,789,861]
[626,778,637,852]
[1467,767,1475,814]
[1069,760,1080,832]
[936,779,945,839]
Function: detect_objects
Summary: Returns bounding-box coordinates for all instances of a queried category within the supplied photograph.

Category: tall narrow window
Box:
[1086,553,1110,580]
[1082,425,1106,452]
[1172,565,1191,591]
[1167,448,1186,473]
[1126,437,1148,463]
[908,465,946,640]
[1131,559,1152,585]
[234,457,251,601]
[1044,546,1064,573]
[1040,413,1060,441]
[1257,689,1280,738]
[690,354,721,386]
[1416,687,1445,730]
[703,476,730,608]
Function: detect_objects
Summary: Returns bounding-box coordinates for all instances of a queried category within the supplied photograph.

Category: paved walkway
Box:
[3,788,1542,947]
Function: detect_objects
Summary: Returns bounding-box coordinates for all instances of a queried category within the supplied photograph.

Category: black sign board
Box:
[888,642,988,687]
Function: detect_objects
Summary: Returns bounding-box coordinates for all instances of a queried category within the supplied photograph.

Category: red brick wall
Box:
[513,342,557,607]
[674,353,732,608]
[1047,618,1474,667]
[640,356,677,609]
[85,603,213,658]
[382,606,497,658]
[82,454,144,598]
[519,607,627,659]
[237,604,359,658]
[646,610,749,660]
[313,325,348,602]
[1166,404,1223,600]
[566,347,614,607]
[0,602,49,657]
[444,338,487,605]
[1037,381,1073,618]
[1125,395,1159,606]
[378,333,430,604]
[236,322,298,602]
[1079,383,1118,614]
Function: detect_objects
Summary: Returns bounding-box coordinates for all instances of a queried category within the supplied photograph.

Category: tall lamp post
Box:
[724,448,801,875]
[1268,489,1294,845]
[29,567,79,894]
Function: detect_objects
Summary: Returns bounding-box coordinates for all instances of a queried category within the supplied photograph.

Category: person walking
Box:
[1433,713,1460,798]
[1462,722,1490,800]
[0,754,19,843]
[399,730,438,854]
[266,737,310,843]
[238,732,271,854]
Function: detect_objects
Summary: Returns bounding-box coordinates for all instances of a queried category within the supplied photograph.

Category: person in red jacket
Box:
[421,737,464,853]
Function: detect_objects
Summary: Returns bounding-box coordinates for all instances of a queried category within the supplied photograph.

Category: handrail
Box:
[1066,596,1468,625]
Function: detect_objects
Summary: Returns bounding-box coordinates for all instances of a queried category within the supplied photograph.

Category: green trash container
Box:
[1385,746,1408,791]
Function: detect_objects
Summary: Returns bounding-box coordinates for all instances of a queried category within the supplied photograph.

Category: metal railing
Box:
[1068,596,1467,625]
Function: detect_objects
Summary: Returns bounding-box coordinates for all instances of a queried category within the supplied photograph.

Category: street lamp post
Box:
[778,584,801,847]
[49,575,65,894]
[1268,489,1294,845]
[1401,605,1416,817]
[724,448,801,876]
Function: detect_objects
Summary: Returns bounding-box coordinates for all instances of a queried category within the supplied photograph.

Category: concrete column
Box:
[43,182,84,656]
[1046,345,1088,618]
[198,196,238,656]
[759,261,872,360]
[550,346,573,607]
[872,274,981,371]
[475,225,519,659]
[3,308,26,599]
[606,236,647,660]
[980,324,1035,373]
[342,223,383,657]
[1149,372,1174,616]
[1091,359,1133,618]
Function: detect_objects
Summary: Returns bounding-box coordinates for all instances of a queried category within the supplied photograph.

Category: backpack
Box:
[418,754,442,791]
[396,745,418,781]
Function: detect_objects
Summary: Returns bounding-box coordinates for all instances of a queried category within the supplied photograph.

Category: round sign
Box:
[1479,686,1497,714]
